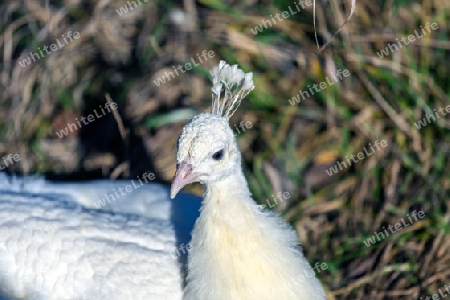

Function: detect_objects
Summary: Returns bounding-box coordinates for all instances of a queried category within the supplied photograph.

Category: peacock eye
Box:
[212,149,224,161]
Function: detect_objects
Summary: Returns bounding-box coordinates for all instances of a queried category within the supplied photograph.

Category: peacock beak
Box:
[170,161,206,199]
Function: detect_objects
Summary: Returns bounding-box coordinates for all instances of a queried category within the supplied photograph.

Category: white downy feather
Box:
[0,174,201,299]
[171,61,326,300]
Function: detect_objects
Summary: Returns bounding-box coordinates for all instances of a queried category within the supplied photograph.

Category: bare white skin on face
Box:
[170,113,241,198]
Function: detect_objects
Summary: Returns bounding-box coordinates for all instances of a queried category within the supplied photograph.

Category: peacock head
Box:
[170,60,254,199]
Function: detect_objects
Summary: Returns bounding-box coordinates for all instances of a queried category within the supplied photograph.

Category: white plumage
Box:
[170,61,326,299]
[0,60,325,300]
[0,175,201,299]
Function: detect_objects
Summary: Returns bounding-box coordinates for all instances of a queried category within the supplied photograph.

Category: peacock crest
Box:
[209,60,255,119]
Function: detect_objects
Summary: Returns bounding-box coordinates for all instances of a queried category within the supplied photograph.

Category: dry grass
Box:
[1,0,449,299]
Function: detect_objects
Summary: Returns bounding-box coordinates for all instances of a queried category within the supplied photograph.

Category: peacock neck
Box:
[204,168,252,206]
[197,167,262,232]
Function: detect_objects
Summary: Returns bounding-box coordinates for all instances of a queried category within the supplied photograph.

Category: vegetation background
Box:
[0,0,449,299]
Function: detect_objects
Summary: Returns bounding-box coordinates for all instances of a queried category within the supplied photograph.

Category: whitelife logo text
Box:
[0,154,20,170]
[363,210,425,247]
[250,0,313,35]
[288,69,350,106]
[414,104,450,129]
[116,0,149,16]
[18,31,80,68]
[94,172,156,209]
[56,102,118,138]
[376,22,439,58]
[153,50,215,87]
[326,140,388,176]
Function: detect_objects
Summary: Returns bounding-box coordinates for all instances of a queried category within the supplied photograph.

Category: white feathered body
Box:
[183,170,326,300]
[0,176,200,299]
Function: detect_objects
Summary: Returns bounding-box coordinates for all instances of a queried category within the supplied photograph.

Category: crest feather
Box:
[209,60,254,119]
